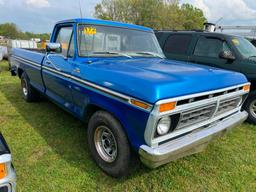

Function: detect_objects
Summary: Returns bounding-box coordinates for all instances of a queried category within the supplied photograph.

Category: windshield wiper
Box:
[136,52,165,59]
[92,51,132,59]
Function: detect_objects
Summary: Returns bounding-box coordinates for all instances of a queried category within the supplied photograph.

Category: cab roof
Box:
[56,18,153,32]
[154,30,241,38]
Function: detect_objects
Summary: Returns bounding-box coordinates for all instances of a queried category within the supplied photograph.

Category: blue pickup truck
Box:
[10,18,250,177]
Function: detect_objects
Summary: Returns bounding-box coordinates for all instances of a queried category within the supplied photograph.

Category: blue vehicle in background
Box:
[10,18,250,177]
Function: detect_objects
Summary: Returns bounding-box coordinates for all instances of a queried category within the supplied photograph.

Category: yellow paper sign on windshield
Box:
[84,27,97,35]
[232,38,240,45]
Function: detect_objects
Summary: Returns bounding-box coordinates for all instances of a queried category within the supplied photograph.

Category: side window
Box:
[194,36,231,58]
[68,33,74,57]
[164,34,192,55]
[55,26,73,56]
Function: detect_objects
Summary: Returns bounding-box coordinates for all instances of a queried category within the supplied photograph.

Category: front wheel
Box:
[87,110,131,177]
[243,91,256,124]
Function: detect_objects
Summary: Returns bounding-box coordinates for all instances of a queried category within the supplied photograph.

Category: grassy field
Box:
[0,60,255,192]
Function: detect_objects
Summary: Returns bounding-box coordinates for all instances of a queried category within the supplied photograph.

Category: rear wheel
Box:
[87,110,131,177]
[21,72,40,102]
[243,91,256,124]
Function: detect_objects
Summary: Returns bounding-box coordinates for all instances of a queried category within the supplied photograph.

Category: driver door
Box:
[189,35,239,72]
[42,25,75,109]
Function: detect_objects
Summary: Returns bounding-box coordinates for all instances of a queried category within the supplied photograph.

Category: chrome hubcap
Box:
[249,99,256,118]
[94,126,117,163]
[21,78,28,96]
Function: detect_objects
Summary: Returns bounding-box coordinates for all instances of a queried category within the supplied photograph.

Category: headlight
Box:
[157,117,171,136]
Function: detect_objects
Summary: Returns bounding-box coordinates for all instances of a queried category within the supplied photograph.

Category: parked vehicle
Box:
[10,18,250,177]
[0,46,8,61]
[0,47,3,61]
[155,30,256,124]
[0,133,16,191]
[7,40,37,50]
[7,40,38,69]
[216,25,256,47]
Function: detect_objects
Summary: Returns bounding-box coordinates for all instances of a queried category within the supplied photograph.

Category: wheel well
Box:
[84,104,126,131]
[84,104,134,144]
[84,104,102,124]
[84,104,136,152]
[18,68,24,78]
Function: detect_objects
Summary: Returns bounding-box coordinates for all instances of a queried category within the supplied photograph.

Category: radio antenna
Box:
[79,0,83,18]
[215,17,223,25]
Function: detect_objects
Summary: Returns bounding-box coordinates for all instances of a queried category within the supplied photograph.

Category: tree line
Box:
[0,23,50,40]
[94,0,206,30]
[0,0,206,40]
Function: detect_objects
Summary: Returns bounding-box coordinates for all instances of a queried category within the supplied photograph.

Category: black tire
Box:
[87,110,131,177]
[20,72,40,102]
[243,91,256,124]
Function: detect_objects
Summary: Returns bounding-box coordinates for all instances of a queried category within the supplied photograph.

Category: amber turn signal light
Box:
[243,84,250,92]
[131,99,150,110]
[0,163,7,179]
[159,102,176,113]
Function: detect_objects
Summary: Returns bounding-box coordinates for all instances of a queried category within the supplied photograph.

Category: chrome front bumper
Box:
[139,111,248,168]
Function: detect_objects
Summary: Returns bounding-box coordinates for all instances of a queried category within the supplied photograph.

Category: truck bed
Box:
[11,48,45,66]
[23,48,46,54]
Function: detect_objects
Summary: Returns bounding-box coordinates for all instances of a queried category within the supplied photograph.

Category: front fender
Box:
[83,91,150,150]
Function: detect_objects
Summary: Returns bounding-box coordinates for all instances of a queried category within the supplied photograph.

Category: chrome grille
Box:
[177,87,243,106]
[177,104,216,129]
[216,97,242,116]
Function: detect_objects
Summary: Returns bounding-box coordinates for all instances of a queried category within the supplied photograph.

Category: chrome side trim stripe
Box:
[42,66,71,78]
[12,55,41,68]
[42,66,131,102]
[44,67,153,110]
[71,75,131,102]
[13,55,152,111]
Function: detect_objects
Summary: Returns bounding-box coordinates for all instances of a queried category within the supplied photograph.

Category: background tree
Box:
[94,0,207,30]
[0,23,50,40]
[180,4,206,30]
[0,23,21,39]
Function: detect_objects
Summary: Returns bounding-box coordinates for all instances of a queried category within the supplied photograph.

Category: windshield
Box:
[231,37,256,58]
[77,25,165,58]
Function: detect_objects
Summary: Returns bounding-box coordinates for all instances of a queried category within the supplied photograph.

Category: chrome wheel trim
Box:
[21,78,28,96]
[94,125,117,163]
[249,99,256,119]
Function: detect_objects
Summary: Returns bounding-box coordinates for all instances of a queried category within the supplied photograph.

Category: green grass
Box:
[0,60,255,191]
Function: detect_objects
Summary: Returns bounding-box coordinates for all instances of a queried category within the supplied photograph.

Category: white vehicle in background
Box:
[0,47,3,61]
[0,40,37,62]
[7,40,37,50]
[7,39,37,56]
[0,133,16,191]
[0,46,8,61]
[7,39,37,70]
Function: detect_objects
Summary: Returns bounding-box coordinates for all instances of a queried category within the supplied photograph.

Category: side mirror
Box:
[219,50,236,61]
[46,43,62,54]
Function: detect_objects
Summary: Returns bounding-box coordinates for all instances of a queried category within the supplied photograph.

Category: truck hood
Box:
[79,58,248,104]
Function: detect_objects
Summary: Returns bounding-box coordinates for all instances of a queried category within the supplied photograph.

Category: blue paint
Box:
[10,18,249,150]
[56,18,152,32]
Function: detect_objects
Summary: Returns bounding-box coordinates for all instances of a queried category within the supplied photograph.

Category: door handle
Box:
[73,68,80,73]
